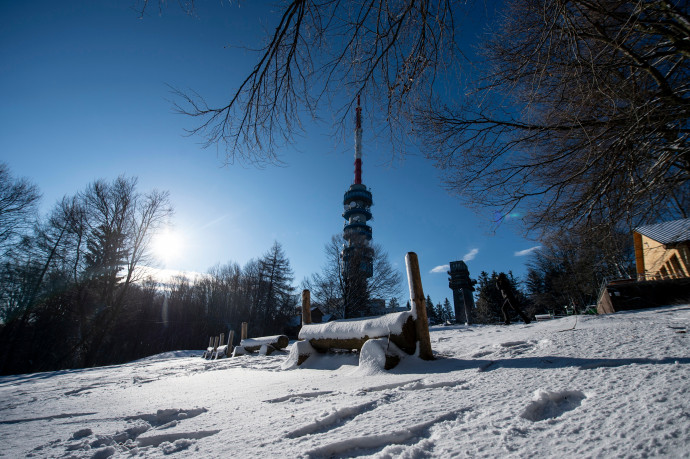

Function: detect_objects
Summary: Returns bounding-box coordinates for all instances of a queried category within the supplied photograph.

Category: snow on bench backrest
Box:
[298,311,413,340]
[240,335,289,350]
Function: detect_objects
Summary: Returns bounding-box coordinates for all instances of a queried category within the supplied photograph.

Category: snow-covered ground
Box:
[1,305,689,458]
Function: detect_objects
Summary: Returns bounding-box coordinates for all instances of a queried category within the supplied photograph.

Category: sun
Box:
[151,229,184,264]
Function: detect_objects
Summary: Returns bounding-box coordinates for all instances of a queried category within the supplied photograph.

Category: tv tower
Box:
[341,95,374,280]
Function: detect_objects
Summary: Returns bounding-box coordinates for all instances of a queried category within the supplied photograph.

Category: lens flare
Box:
[152,229,184,264]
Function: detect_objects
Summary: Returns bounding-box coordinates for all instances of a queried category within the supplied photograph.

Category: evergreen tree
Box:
[425,294,438,324]
[256,241,296,335]
[474,271,503,324]
[442,298,454,323]
[434,302,445,323]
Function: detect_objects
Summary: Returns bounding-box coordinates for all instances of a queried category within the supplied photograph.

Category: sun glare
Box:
[152,229,184,264]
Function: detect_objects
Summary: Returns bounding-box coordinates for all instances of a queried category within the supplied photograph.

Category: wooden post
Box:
[204,336,213,358]
[405,252,434,360]
[213,335,220,351]
[227,330,234,348]
[302,289,312,325]
[219,333,225,347]
[241,322,248,341]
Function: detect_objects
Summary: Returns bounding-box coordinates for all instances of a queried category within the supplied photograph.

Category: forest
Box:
[0,168,299,375]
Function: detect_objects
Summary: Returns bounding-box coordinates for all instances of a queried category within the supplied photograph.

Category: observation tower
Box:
[341,95,374,279]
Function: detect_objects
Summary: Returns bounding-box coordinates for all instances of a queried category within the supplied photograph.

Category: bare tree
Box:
[419,0,690,234]
[56,176,173,366]
[525,225,635,313]
[0,163,40,254]
[149,0,688,235]
[165,0,461,166]
[304,234,402,318]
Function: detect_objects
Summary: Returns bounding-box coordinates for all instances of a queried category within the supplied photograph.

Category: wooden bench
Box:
[535,314,553,321]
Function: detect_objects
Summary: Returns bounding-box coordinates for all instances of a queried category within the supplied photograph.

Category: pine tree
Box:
[425,294,438,324]
[474,271,503,324]
[256,241,296,335]
[442,298,454,323]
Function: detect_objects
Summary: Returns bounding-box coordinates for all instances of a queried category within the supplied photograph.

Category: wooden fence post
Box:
[302,289,312,325]
[405,252,434,360]
[241,322,248,341]
[204,336,213,358]
[228,330,234,348]
[219,333,225,348]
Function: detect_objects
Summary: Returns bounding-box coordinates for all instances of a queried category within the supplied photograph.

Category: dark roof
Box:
[635,218,690,245]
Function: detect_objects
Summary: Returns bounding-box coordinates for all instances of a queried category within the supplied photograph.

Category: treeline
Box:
[471,228,636,324]
[422,296,454,325]
[0,166,297,375]
[161,242,297,352]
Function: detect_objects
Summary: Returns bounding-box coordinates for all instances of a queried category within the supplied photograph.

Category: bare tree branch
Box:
[418,0,690,235]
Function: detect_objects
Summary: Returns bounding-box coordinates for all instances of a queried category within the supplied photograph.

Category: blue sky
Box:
[0,0,541,305]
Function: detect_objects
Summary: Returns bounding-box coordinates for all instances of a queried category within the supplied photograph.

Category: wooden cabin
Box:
[634,218,690,281]
[598,218,690,314]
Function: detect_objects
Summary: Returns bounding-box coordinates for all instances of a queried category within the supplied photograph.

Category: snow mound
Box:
[357,338,406,375]
[134,350,200,362]
[282,340,315,370]
[160,438,195,454]
[521,389,587,422]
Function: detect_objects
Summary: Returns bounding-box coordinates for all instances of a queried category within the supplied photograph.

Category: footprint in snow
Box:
[520,389,586,422]
[472,350,493,358]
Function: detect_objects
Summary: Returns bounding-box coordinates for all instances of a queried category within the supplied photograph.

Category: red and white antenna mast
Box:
[354,94,363,184]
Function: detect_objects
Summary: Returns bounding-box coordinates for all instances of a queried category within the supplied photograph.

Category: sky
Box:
[0,0,542,305]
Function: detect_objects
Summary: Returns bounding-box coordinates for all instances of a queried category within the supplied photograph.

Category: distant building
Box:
[448,260,476,324]
[597,217,690,314]
[340,95,374,316]
[309,306,324,324]
[634,218,690,281]
[369,299,386,316]
[285,306,330,338]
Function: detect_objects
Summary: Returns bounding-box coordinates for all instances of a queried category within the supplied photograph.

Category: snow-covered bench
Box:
[287,253,433,370]
[236,335,289,356]
[293,311,417,369]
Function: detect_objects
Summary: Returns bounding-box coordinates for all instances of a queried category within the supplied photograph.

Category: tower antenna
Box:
[354,94,363,184]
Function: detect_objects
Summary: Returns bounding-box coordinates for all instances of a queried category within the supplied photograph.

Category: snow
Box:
[241,335,286,348]
[358,339,406,375]
[1,305,689,458]
[299,311,412,340]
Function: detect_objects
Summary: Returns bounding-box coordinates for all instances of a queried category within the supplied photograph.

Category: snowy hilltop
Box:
[1,305,689,458]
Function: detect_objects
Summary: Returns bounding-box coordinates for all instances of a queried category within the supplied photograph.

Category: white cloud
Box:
[430,248,479,273]
[463,248,479,262]
[514,245,542,257]
[430,264,449,274]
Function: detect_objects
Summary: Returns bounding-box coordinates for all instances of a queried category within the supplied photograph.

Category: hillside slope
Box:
[1,306,689,458]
